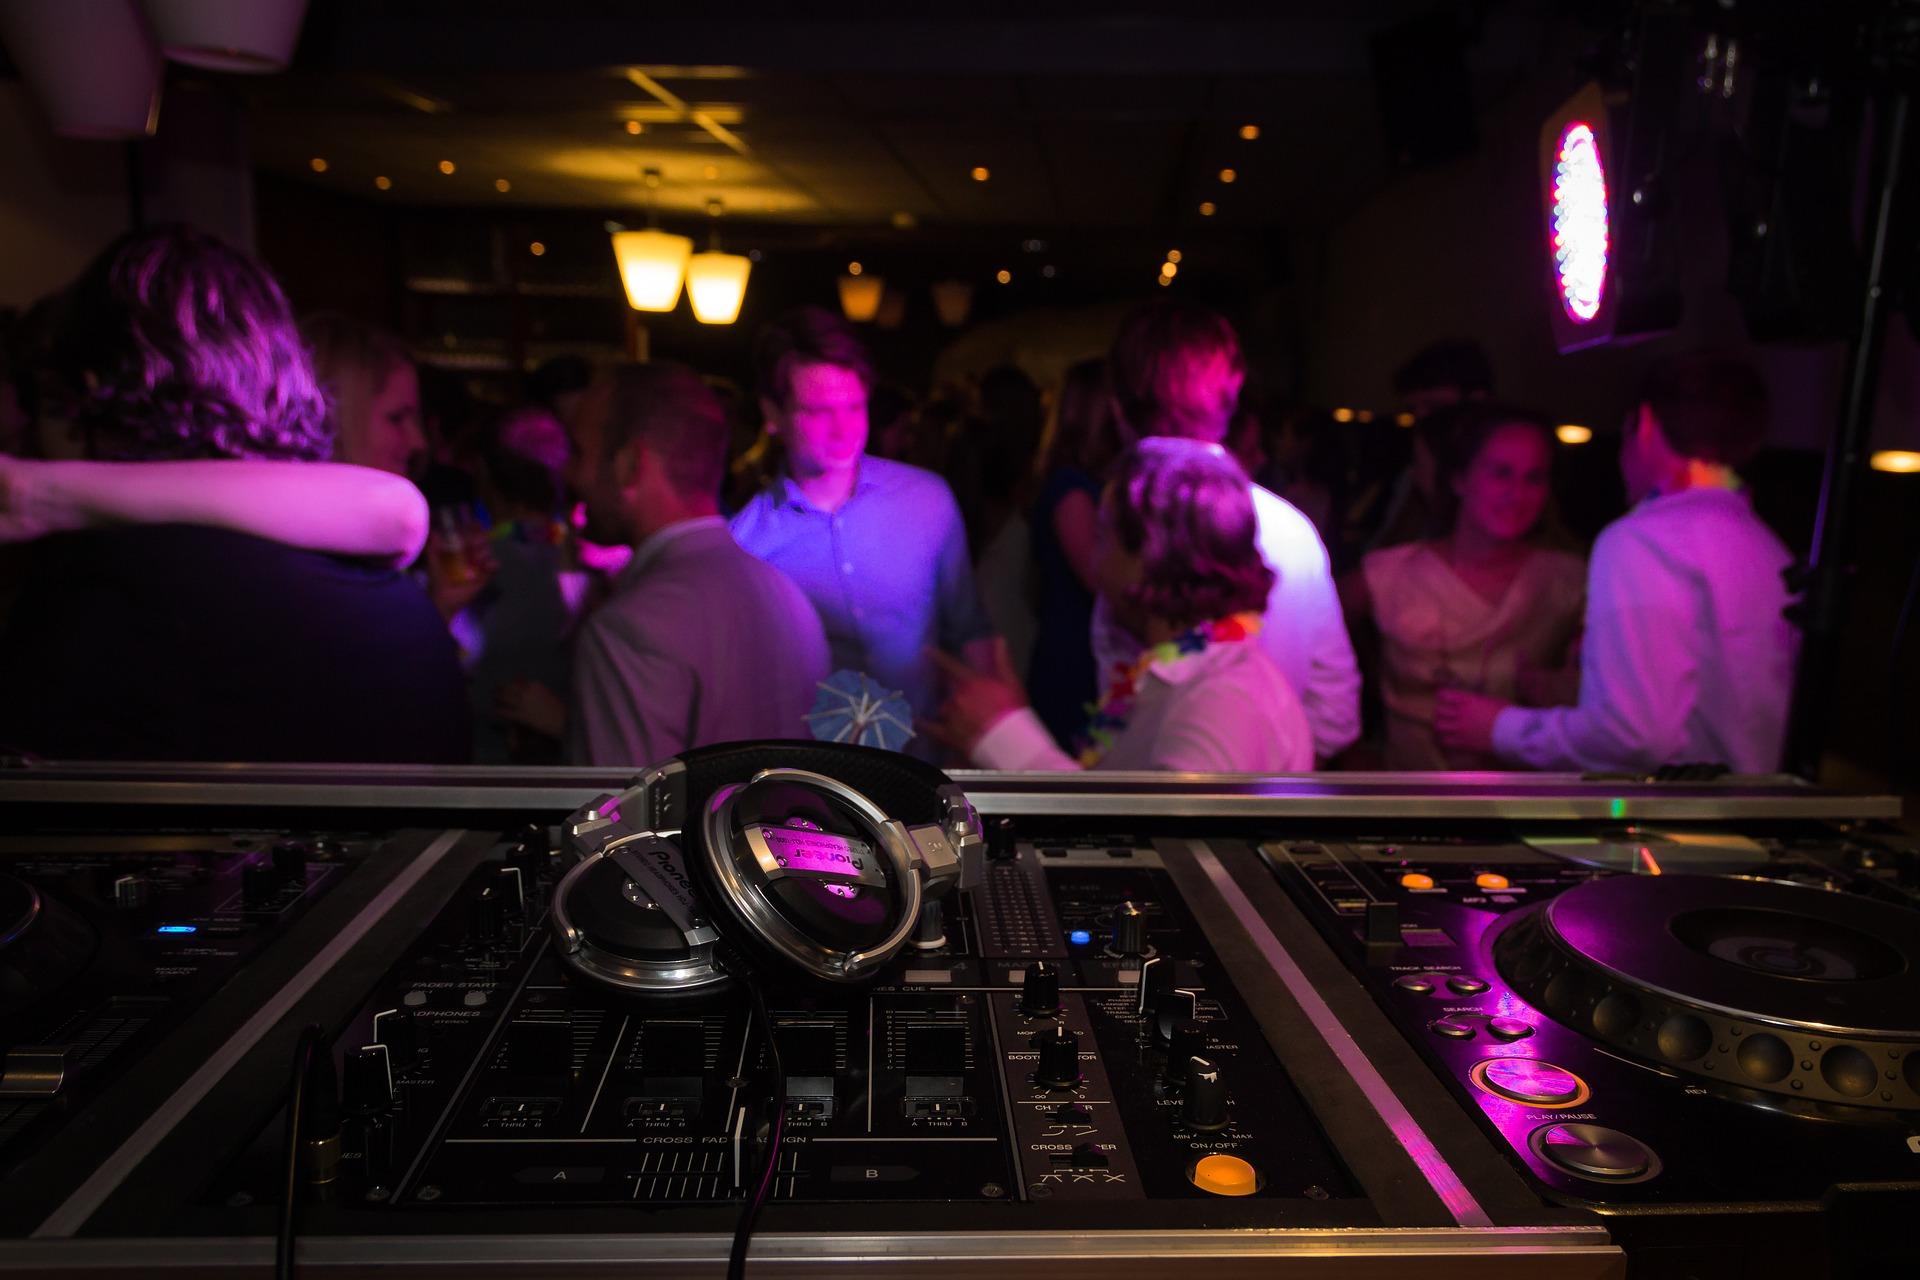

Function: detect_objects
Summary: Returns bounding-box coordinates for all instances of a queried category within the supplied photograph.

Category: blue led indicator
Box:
[1069,929,1092,945]
[157,924,198,934]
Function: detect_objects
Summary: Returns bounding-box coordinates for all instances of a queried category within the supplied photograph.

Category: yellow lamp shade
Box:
[611,229,692,312]
[686,251,751,325]
[931,279,973,327]
[838,273,885,323]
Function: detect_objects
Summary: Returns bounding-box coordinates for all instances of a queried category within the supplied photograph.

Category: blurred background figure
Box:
[950,363,1047,681]
[928,439,1311,772]
[0,224,468,763]
[1347,403,1584,769]
[1028,356,1133,749]
[301,313,427,478]
[1356,338,1496,552]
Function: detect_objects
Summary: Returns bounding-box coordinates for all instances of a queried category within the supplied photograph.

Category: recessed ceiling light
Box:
[625,120,643,135]
[308,157,328,173]
[1556,423,1594,445]
[1161,261,1179,278]
[1218,168,1237,183]
[1332,408,1355,423]
[529,241,546,256]
[1041,264,1056,278]
[848,261,863,276]
[995,268,1011,284]
[1395,411,1416,427]
[971,166,991,182]
[1157,273,1172,287]
[891,211,916,229]
[1166,249,1182,264]
[1198,201,1217,216]
[438,159,456,175]
[374,175,392,190]
[494,178,511,193]
[1239,124,1260,141]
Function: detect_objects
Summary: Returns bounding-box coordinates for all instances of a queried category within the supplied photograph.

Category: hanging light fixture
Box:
[685,198,751,325]
[931,280,973,328]
[838,264,885,323]
[0,0,162,139]
[140,0,309,72]
[610,167,692,312]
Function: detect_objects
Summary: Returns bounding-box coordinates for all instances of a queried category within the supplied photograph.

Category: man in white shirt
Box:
[1435,352,1797,773]
[1093,301,1361,759]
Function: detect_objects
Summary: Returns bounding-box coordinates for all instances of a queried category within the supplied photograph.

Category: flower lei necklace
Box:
[1077,611,1264,766]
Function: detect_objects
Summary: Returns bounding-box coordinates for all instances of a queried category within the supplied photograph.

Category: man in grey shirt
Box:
[563,361,829,767]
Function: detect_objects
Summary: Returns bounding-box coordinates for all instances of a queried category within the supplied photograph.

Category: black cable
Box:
[276,1024,325,1280]
[728,977,785,1280]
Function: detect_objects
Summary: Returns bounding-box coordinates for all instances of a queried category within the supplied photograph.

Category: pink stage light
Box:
[1550,121,1609,324]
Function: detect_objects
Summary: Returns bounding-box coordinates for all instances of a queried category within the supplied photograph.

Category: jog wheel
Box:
[0,873,98,1019]
[1492,874,1920,1110]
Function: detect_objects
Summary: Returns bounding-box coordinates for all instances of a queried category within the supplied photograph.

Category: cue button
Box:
[1430,1017,1476,1039]
[1533,1124,1653,1179]
[1474,873,1511,890]
[1487,1017,1534,1041]
[1393,974,1436,994]
[1473,1058,1584,1105]
[1399,872,1435,890]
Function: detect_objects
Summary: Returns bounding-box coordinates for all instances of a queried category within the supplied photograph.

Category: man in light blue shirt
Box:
[731,307,998,743]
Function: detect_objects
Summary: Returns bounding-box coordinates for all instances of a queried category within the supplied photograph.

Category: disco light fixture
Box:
[1550,122,1608,325]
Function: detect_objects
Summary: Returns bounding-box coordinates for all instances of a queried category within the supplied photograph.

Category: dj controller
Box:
[1,752,1916,1278]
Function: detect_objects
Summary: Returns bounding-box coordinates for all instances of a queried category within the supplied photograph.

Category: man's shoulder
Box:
[1248,481,1332,569]
[863,454,958,503]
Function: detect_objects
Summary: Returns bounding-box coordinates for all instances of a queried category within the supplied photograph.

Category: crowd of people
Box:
[0,223,1799,776]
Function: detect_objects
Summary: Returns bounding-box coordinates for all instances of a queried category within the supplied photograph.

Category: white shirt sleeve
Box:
[972,707,1080,771]
[1491,524,1698,772]
[1291,549,1362,760]
[1249,485,1360,760]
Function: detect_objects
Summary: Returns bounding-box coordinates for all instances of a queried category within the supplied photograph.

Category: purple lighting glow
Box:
[1550,121,1608,323]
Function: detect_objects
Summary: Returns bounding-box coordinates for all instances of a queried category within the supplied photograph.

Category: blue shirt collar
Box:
[773,458,880,513]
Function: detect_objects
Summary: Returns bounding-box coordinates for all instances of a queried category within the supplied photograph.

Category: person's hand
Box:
[426,522,497,621]
[1433,687,1508,755]
[920,645,1028,757]
[0,455,69,543]
[494,679,567,740]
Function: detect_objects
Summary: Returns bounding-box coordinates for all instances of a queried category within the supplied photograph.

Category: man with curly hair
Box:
[0,224,469,763]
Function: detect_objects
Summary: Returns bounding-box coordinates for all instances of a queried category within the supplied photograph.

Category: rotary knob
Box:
[1137,955,1178,1035]
[1182,1056,1230,1131]
[375,1008,422,1064]
[1033,1024,1082,1089]
[112,874,149,910]
[470,882,507,944]
[271,840,309,885]
[911,899,947,951]
[1109,901,1149,957]
[1164,1020,1207,1085]
[986,816,1018,862]
[1020,961,1061,1016]
[342,1046,394,1116]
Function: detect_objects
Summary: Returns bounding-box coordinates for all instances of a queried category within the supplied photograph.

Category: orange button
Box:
[1191,1153,1260,1197]
[1399,872,1435,890]
[1475,873,1510,890]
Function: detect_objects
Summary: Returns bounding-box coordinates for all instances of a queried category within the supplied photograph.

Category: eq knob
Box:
[1182,1056,1230,1131]
[986,816,1018,862]
[271,840,308,885]
[1164,1020,1207,1085]
[470,882,507,944]
[342,1046,395,1116]
[1109,901,1149,958]
[911,899,947,951]
[1021,961,1061,1015]
[1137,955,1177,1029]
[1033,1025,1082,1089]
[112,874,149,910]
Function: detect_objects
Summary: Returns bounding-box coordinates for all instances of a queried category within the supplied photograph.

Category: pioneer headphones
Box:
[548,741,981,997]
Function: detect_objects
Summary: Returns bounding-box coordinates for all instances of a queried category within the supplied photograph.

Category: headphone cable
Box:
[727,962,786,1280]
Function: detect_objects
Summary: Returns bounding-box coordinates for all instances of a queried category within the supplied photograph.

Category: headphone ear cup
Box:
[678,740,951,826]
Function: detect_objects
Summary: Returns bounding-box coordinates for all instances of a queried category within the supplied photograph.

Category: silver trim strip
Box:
[30,830,468,1239]
[1182,839,1493,1228]
[0,1227,1620,1273]
[0,766,1896,821]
